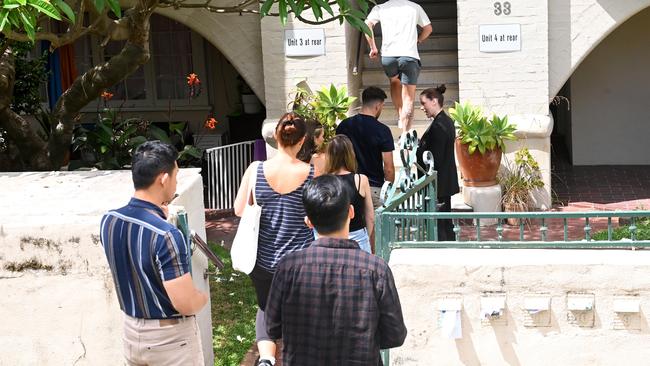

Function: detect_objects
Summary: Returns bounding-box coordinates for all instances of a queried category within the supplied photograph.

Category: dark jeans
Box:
[437,196,456,241]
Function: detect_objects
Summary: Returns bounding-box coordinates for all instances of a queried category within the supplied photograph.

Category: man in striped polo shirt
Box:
[100,141,208,365]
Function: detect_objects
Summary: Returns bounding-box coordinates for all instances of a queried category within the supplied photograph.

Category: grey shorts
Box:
[381,56,421,85]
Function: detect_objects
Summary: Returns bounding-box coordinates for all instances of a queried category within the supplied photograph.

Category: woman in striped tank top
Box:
[234,113,313,366]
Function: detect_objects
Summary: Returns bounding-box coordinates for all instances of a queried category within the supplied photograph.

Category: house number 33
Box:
[494,2,512,15]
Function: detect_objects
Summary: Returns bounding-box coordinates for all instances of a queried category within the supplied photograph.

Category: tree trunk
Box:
[0,45,52,170]
[48,4,157,169]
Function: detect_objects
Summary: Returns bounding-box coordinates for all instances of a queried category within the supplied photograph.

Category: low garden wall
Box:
[0,169,212,365]
[390,248,650,365]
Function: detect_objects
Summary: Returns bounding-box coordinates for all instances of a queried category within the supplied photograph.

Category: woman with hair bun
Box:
[417,84,459,241]
[234,112,313,366]
[297,118,327,175]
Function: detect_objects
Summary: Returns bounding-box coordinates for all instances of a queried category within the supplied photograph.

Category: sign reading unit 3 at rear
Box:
[285,29,326,57]
[479,24,521,53]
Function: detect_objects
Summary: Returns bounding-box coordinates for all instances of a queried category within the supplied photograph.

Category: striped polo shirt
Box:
[100,197,190,319]
[255,163,314,272]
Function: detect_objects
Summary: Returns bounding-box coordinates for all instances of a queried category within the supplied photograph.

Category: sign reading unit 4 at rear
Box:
[479,24,521,53]
[285,29,326,57]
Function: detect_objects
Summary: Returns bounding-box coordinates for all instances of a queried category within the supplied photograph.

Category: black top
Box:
[266,237,407,366]
[338,173,366,231]
[416,110,460,198]
[336,114,395,187]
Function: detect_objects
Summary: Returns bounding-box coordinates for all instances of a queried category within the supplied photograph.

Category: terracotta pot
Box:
[455,139,502,187]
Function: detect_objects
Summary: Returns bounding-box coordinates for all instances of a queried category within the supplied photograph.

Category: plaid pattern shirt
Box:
[265,237,407,366]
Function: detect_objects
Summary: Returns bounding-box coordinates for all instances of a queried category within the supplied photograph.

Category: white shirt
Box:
[367,0,431,60]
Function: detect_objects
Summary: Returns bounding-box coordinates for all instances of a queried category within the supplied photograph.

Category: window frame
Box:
[79,16,210,115]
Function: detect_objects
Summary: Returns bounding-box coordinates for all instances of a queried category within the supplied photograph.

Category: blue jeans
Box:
[313,228,372,254]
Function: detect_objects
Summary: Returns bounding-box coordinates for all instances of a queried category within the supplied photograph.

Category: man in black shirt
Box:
[337,87,395,208]
[266,175,407,366]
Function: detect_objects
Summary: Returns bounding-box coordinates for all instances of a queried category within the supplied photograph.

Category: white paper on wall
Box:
[440,310,462,339]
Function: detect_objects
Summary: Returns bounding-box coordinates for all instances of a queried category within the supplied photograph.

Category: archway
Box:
[550,6,650,205]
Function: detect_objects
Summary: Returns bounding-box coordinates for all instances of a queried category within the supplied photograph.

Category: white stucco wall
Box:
[0,170,212,365]
[259,7,351,146]
[549,0,650,98]
[390,248,650,365]
[569,7,650,165]
[457,0,549,116]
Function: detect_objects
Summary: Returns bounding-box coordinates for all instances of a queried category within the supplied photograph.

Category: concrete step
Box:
[380,104,457,126]
[372,34,458,52]
[388,122,431,140]
[451,192,473,212]
[362,65,459,85]
[357,83,459,103]
[364,49,458,69]
[374,19,457,37]
[421,2,457,18]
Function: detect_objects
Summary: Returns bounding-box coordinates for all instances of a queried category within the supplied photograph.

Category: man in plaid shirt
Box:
[265,175,407,365]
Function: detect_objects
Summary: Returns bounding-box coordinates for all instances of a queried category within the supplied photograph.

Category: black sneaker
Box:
[256,359,274,366]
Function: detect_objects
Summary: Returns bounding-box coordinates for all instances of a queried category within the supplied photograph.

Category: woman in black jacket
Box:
[417,84,460,241]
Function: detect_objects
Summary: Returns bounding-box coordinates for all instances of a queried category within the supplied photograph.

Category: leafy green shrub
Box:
[592,219,650,241]
[291,84,356,141]
[449,101,517,154]
[499,148,544,210]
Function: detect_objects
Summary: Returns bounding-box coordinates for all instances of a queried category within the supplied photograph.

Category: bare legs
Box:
[400,84,417,133]
[258,340,275,362]
[389,76,402,126]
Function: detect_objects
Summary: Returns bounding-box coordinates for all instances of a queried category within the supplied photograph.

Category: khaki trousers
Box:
[123,315,204,366]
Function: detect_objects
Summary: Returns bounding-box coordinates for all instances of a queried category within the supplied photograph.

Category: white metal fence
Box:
[205,140,256,210]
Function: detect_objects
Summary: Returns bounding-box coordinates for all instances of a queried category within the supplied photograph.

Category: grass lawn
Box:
[208,242,257,366]
[592,219,650,240]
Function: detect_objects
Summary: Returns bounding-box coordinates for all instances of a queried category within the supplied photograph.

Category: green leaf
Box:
[106,0,120,17]
[2,3,21,9]
[346,15,369,35]
[92,0,105,12]
[53,0,73,22]
[27,0,61,19]
[147,125,171,144]
[18,9,35,40]
[129,136,147,148]
[0,10,9,31]
[357,0,368,14]
[308,0,322,20]
[17,0,27,6]
[313,0,333,16]
[278,0,287,25]
[260,0,274,16]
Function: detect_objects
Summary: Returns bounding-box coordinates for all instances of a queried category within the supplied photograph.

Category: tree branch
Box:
[1,0,106,50]
[0,45,51,170]
[47,0,160,168]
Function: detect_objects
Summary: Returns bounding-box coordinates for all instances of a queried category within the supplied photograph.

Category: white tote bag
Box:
[231,161,262,274]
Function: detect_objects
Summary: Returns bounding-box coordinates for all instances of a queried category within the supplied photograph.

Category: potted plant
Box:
[498,148,544,225]
[449,101,517,186]
[291,83,356,141]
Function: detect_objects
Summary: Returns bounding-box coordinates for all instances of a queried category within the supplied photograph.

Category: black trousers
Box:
[437,196,456,241]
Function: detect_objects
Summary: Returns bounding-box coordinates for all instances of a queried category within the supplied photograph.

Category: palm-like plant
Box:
[449,101,517,154]
[291,84,356,141]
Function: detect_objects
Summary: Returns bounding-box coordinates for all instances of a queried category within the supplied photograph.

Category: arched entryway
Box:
[551,6,650,205]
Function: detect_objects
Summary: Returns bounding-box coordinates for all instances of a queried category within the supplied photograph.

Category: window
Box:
[151,15,194,100]
[73,13,209,110]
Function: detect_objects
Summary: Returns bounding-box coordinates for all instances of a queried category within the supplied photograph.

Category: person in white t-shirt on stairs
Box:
[365,0,432,134]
